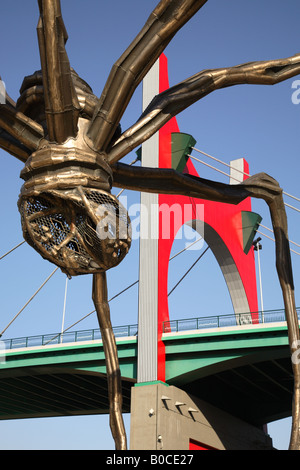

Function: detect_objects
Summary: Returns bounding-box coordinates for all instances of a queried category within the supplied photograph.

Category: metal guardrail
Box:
[163,308,300,333]
[2,324,138,351]
[3,308,300,351]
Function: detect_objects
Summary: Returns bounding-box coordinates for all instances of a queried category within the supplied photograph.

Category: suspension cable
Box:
[51,237,205,339]
[115,157,139,199]
[188,153,300,253]
[0,241,25,261]
[189,154,242,183]
[0,267,59,337]
[284,202,300,213]
[259,223,300,249]
[257,230,300,256]
[192,147,251,178]
[44,279,141,344]
[189,152,300,214]
[169,237,203,261]
[191,147,300,204]
[168,246,209,297]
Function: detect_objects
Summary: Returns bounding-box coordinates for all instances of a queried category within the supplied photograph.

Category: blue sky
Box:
[0,0,299,450]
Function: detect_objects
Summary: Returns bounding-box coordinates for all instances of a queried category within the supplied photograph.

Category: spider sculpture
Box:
[0,0,300,450]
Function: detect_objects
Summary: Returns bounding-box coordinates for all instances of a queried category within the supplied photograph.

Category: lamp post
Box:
[253,237,264,323]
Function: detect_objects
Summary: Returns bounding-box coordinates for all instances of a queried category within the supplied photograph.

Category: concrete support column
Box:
[130,382,273,450]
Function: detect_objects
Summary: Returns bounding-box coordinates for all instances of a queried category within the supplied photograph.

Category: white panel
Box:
[230,158,245,184]
[142,59,160,115]
[137,59,160,383]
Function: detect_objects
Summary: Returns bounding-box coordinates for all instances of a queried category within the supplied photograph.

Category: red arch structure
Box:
[137,54,261,384]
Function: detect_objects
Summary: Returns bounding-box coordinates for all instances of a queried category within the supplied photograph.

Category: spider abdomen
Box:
[18,130,131,277]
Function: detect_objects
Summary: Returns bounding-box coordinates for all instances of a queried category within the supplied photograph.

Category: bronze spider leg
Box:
[0,128,31,162]
[1,64,43,161]
[37,0,80,143]
[112,162,300,450]
[0,85,34,161]
[108,53,300,164]
[0,98,44,159]
[85,0,209,153]
[92,272,127,451]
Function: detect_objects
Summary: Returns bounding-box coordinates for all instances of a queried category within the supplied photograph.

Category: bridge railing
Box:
[2,324,138,351]
[163,308,300,333]
[3,308,300,350]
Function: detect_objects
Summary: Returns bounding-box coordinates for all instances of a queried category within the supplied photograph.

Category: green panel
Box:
[241,211,262,254]
[1,339,137,379]
[165,352,244,382]
[171,133,196,172]
[134,380,169,387]
[76,361,136,378]
[0,324,293,423]
[135,147,142,161]
[163,325,290,383]
[163,325,290,352]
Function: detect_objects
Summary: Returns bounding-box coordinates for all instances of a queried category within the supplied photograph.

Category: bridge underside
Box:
[0,367,134,420]
[0,352,293,426]
[163,325,295,426]
[0,325,294,429]
[178,353,293,426]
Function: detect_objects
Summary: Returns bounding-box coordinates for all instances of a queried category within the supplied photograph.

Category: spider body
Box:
[16,71,131,278]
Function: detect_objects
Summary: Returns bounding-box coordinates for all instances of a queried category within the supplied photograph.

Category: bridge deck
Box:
[0,311,296,424]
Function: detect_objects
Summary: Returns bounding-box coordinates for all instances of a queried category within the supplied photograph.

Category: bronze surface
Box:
[0,0,299,450]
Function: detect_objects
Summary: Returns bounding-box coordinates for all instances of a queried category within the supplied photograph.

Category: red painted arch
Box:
[156,54,259,382]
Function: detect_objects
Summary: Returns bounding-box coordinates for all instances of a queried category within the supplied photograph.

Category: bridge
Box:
[0,308,296,428]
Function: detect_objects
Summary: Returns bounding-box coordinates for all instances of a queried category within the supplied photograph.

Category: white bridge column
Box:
[137,60,160,383]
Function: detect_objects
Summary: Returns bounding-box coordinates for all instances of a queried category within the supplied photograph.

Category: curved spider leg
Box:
[0,78,17,109]
[37,0,80,143]
[112,162,300,449]
[238,174,300,450]
[242,174,300,450]
[17,71,45,124]
[112,162,249,203]
[108,53,300,164]
[92,271,127,450]
[0,128,31,162]
[0,76,44,157]
[0,77,29,161]
[85,0,208,153]
[0,103,44,154]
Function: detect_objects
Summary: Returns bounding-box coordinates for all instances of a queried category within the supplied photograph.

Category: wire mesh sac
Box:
[18,188,132,276]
